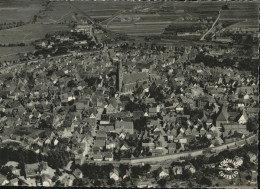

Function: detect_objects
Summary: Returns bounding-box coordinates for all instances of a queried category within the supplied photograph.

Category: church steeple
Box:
[116,61,123,92]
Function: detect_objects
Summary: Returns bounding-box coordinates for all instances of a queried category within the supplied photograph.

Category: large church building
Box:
[116,61,149,93]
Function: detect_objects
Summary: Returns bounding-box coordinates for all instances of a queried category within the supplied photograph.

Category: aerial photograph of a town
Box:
[0,0,258,188]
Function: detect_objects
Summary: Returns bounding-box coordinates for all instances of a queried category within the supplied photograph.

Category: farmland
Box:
[0,0,44,24]
[0,24,70,45]
[99,1,223,37]
[0,46,34,62]
[37,1,145,24]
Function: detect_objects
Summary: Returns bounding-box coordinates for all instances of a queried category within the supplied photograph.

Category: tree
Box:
[158,179,167,187]
[67,80,77,88]
[198,176,212,186]
[245,175,252,180]
[81,163,99,179]
[222,4,229,10]
[46,150,73,169]
[182,169,192,180]
[143,164,151,173]
[55,180,63,186]
[107,178,115,186]
[119,164,129,177]
[246,118,258,133]
[73,178,84,186]
[93,179,101,186]
[131,166,143,178]
[188,181,193,188]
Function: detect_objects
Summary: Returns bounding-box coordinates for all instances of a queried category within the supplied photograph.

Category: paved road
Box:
[68,1,96,26]
[200,9,221,41]
[129,134,256,164]
[85,134,256,165]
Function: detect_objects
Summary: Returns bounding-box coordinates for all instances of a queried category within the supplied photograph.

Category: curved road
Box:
[128,134,256,164]
[85,134,257,165]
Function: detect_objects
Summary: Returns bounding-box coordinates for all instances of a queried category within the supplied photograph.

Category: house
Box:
[106,103,117,114]
[106,138,116,149]
[99,124,115,132]
[109,168,120,181]
[215,106,229,127]
[115,121,134,134]
[250,170,257,184]
[41,174,52,186]
[147,118,161,128]
[236,86,254,95]
[238,110,248,124]
[145,98,156,105]
[73,168,83,179]
[148,107,157,117]
[137,180,153,188]
[122,72,149,93]
[167,129,178,140]
[223,124,248,135]
[9,166,21,177]
[0,174,8,186]
[246,107,258,118]
[101,151,113,161]
[175,104,184,112]
[159,168,169,178]
[96,131,107,140]
[10,178,19,186]
[100,114,110,125]
[88,113,97,127]
[133,111,144,120]
[184,164,196,174]
[94,139,105,150]
[206,119,213,127]
[204,163,216,169]
[93,152,103,161]
[25,163,40,178]
[142,143,155,151]
[120,143,130,151]
[75,102,86,111]
[172,166,183,175]
[167,143,177,154]
[60,173,75,187]
[248,152,257,163]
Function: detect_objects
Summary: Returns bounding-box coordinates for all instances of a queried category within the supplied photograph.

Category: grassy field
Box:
[0,24,70,44]
[37,2,75,24]
[0,46,34,62]
[1,127,49,139]
[0,0,44,24]
[37,1,145,24]
[102,1,258,38]
[101,2,220,36]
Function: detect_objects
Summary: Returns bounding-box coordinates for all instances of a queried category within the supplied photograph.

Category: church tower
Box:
[116,61,123,92]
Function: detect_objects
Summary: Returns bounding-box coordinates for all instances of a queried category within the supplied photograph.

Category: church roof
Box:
[216,111,228,122]
[123,72,148,85]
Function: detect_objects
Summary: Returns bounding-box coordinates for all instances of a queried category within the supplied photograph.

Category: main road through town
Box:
[86,134,257,165]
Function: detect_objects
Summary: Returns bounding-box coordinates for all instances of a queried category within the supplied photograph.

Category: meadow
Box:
[0,46,35,62]
[37,1,145,24]
[0,24,70,45]
[0,0,44,24]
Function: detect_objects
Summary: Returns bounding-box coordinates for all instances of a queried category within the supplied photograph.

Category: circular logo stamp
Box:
[218,158,243,180]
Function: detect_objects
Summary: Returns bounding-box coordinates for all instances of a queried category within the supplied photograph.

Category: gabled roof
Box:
[109,97,118,108]
[115,121,134,131]
[216,111,228,122]
[110,168,119,177]
[123,72,148,85]
[94,140,105,147]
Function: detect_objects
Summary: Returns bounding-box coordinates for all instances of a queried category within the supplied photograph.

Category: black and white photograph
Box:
[0,0,258,188]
